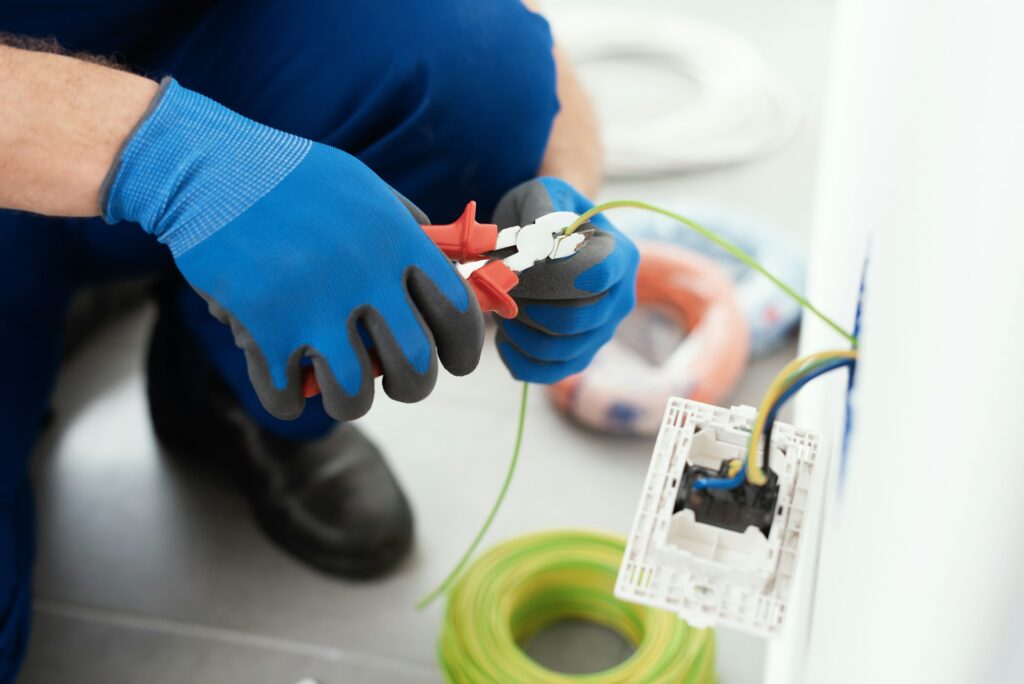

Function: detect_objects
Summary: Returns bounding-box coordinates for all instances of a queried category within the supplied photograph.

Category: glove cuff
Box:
[101,77,312,256]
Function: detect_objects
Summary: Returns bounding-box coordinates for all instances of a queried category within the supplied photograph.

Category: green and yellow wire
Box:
[563,201,856,346]
[439,530,716,684]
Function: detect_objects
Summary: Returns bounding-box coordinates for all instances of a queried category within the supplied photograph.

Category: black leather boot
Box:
[145,294,413,578]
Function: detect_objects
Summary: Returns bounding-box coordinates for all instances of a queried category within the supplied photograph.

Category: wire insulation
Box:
[693,460,747,491]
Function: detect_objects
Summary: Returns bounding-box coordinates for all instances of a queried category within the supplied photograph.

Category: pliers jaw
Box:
[420,200,590,286]
[492,211,588,272]
[423,203,589,324]
[551,229,593,259]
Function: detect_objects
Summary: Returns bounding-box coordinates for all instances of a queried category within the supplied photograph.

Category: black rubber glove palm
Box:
[491,178,639,383]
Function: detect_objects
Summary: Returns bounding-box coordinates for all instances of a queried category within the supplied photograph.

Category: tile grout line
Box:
[33,598,437,679]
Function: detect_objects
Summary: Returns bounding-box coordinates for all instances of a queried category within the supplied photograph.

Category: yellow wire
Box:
[746,350,859,484]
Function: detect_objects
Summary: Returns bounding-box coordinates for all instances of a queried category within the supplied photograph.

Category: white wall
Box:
[771,1,1024,682]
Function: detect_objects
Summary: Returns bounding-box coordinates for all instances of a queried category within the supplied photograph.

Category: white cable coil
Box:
[548,9,802,176]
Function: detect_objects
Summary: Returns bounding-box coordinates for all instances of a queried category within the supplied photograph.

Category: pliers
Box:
[422,200,587,318]
[301,201,589,397]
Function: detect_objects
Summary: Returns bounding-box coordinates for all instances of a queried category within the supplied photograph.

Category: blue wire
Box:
[693,358,856,492]
[693,460,746,491]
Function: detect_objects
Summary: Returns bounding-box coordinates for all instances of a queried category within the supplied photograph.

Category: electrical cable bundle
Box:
[548,9,801,177]
[695,350,858,490]
[438,530,716,684]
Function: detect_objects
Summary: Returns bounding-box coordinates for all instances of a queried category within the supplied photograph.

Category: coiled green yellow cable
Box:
[439,530,717,684]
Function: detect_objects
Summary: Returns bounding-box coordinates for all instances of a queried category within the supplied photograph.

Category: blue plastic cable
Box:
[693,460,747,491]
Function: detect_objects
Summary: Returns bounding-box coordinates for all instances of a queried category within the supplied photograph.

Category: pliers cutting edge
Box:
[301,201,589,397]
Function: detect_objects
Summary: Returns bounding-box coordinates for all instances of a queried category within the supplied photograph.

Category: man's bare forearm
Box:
[0,14,601,219]
[537,44,603,198]
[0,43,158,216]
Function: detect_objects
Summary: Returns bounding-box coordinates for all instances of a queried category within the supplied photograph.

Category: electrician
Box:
[0,1,638,678]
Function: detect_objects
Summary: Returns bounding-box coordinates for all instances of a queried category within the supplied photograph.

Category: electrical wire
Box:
[563,201,856,345]
[616,200,806,357]
[692,459,746,491]
[694,351,857,490]
[762,356,853,456]
[439,530,717,683]
[761,358,855,469]
[745,350,858,485]
[417,382,529,609]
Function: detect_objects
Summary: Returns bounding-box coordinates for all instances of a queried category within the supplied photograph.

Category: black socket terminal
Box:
[673,461,781,537]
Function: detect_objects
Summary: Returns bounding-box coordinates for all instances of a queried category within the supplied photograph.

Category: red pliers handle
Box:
[301,201,519,398]
[419,201,520,319]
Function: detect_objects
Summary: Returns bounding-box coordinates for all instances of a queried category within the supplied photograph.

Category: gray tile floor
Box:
[18,1,833,682]
[25,305,796,684]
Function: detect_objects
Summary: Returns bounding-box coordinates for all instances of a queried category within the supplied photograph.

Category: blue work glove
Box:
[104,78,484,421]
[491,177,639,383]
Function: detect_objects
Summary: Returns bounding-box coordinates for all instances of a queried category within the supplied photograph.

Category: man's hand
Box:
[492,177,638,383]
[104,79,485,420]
